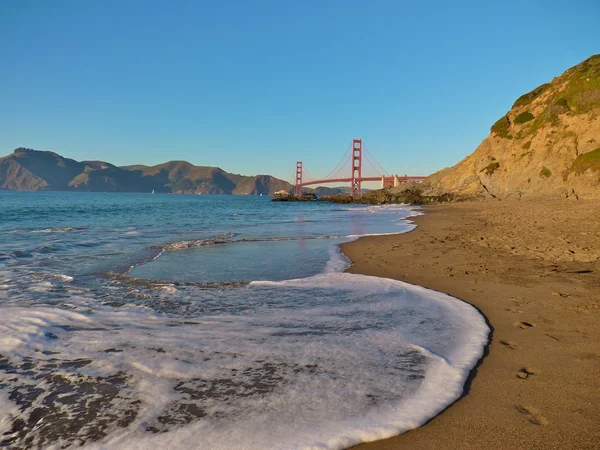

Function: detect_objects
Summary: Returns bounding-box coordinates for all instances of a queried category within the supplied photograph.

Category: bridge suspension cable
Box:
[292,138,427,197]
[364,147,391,177]
[302,166,318,183]
[320,142,353,181]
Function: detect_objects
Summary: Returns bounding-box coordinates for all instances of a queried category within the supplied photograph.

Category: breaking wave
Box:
[0,274,488,450]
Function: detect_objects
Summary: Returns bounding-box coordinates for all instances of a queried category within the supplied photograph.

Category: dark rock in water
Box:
[271,191,318,202]
[320,187,461,205]
[272,190,292,200]
[318,195,355,204]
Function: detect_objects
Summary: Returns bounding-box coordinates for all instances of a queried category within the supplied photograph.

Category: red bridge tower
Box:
[295,161,303,197]
[351,139,363,197]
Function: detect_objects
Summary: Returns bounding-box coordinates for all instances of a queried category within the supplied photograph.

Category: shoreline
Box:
[341,200,600,449]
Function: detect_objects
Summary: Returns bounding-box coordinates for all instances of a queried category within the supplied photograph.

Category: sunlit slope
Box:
[426,54,600,199]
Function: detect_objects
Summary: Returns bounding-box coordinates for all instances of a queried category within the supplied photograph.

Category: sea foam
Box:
[1,273,488,449]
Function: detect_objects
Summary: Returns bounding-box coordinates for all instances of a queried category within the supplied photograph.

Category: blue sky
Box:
[1,0,598,182]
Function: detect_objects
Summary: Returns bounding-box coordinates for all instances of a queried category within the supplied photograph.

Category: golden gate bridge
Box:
[294,139,427,197]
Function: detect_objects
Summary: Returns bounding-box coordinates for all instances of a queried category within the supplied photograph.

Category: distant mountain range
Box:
[0,148,348,196]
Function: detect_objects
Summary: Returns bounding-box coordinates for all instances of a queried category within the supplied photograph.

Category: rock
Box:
[319,187,461,205]
[271,191,317,202]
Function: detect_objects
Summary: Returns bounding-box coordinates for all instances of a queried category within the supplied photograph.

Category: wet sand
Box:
[341,199,600,450]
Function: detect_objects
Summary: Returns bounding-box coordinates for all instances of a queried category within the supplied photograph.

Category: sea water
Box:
[0,191,489,449]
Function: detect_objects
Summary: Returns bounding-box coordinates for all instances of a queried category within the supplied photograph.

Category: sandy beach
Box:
[342,199,600,449]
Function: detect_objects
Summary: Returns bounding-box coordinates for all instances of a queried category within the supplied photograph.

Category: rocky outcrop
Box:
[271,191,317,202]
[320,185,457,205]
[425,54,600,199]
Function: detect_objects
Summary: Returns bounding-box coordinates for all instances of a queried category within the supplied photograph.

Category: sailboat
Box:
[151,189,155,194]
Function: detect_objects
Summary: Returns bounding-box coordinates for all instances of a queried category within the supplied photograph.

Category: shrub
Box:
[491,115,511,138]
[513,83,551,108]
[480,162,500,175]
[570,148,600,174]
[554,98,569,108]
[514,111,535,124]
[539,167,551,178]
[522,141,532,150]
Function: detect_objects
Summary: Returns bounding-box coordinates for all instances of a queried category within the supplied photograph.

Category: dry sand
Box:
[341,199,600,450]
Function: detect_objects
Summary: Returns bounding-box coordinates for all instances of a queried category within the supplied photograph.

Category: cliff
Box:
[426,55,600,199]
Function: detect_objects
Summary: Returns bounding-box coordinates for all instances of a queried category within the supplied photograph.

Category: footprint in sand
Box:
[517,321,535,329]
[511,297,530,306]
[516,367,537,379]
[515,404,548,425]
[500,340,518,350]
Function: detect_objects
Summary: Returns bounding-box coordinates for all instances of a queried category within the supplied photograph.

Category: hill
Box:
[425,54,600,199]
[0,148,292,195]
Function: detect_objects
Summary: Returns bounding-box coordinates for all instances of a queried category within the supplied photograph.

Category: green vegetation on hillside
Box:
[491,115,511,138]
[513,83,551,108]
[554,98,569,108]
[492,55,600,141]
[539,167,551,178]
[569,148,600,175]
[514,111,535,124]
[559,55,600,113]
[522,141,532,150]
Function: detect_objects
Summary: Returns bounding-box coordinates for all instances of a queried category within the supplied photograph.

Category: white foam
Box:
[47,273,74,282]
[0,389,21,436]
[1,273,488,450]
[31,227,75,233]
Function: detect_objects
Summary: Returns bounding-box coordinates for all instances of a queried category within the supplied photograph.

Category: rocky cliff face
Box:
[0,148,293,195]
[426,55,600,199]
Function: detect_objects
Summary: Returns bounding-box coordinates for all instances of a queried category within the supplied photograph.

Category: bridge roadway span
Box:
[299,175,427,188]
[295,139,427,196]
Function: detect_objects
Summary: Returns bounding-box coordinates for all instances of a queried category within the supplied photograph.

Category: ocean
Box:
[0,191,489,449]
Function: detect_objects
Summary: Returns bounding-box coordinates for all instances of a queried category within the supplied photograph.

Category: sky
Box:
[1,0,599,183]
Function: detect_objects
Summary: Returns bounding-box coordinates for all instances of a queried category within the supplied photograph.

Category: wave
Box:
[31,272,74,282]
[238,235,346,242]
[154,232,404,253]
[0,273,489,450]
[0,250,33,259]
[104,272,250,289]
[30,226,87,233]
[154,232,236,251]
